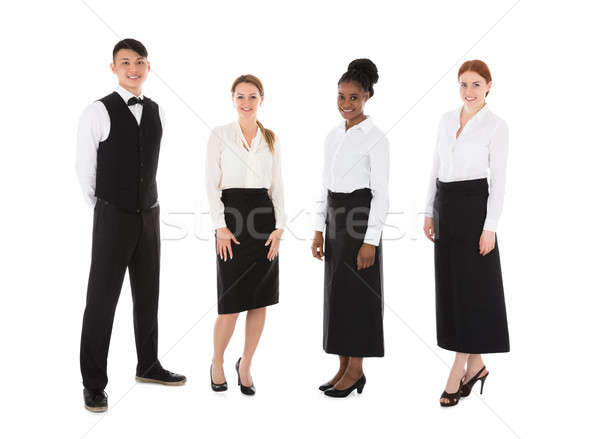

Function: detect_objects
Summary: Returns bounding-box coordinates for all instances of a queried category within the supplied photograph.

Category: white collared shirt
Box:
[205,121,287,230]
[314,116,390,246]
[424,105,509,231]
[75,85,165,206]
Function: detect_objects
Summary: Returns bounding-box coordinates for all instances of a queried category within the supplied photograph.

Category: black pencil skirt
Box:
[323,188,384,357]
[216,188,279,314]
[433,178,509,354]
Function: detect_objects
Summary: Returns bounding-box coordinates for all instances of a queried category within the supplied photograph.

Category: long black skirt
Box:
[323,188,384,357]
[216,188,279,314]
[433,178,509,353]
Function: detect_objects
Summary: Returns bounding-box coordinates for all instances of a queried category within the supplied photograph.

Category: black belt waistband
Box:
[96,198,159,214]
[327,188,372,201]
[436,178,488,193]
[222,188,268,196]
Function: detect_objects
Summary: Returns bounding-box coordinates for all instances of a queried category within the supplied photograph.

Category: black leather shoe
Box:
[235,357,255,396]
[324,375,366,398]
[318,382,334,391]
[136,366,186,386]
[84,388,108,412]
[211,364,228,392]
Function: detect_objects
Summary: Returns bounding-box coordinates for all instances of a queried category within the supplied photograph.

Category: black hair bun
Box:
[348,59,379,85]
[339,58,379,97]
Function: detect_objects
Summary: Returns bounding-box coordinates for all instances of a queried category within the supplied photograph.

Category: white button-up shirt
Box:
[424,105,509,231]
[314,116,390,246]
[75,85,165,207]
[205,121,286,230]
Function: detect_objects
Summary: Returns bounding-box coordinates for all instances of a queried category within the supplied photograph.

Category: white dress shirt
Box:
[314,116,390,246]
[205,121,287,230]
[75,85,165,207]
[424,105,509,231]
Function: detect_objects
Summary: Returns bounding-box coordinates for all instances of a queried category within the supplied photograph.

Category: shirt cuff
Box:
[483,218,498,232]
[212,217,227,230]
[363,228,382,246]
[314,214,326,233]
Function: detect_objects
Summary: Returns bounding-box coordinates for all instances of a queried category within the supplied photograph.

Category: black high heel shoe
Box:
[210,364,227,392]
[318,382,334,391]
[459,366,488,397]
[235,357,255,396]
[440,387,461,407]
[323,375,366,398]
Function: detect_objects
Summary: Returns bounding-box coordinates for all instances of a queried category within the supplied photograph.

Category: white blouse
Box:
[314,116,390,246]
[205,121,286,230]
[424,105,509,232]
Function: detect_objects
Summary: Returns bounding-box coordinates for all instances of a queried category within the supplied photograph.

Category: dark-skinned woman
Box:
[312,59,389,398]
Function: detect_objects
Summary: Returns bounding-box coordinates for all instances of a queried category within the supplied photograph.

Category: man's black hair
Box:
[112,38,148,60]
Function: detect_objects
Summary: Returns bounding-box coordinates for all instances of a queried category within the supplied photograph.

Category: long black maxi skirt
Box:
[323,188,384,357]
[433,178,509,353]
[216,188,279,314]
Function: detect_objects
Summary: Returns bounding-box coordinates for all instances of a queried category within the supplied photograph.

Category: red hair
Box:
[458,60,492,97]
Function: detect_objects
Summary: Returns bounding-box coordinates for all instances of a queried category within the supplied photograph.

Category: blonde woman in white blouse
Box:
[205,75,286,396]
[423,60,509,407]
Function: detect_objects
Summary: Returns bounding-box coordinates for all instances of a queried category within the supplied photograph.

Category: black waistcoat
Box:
[95,91,162,211]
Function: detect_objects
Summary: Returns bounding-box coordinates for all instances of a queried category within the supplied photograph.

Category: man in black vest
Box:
[76,39,185,412]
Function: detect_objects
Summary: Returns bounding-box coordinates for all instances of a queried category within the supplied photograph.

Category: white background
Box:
[1,1,598,437]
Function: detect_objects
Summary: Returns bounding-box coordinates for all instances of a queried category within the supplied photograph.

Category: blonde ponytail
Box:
[256,120,275,155]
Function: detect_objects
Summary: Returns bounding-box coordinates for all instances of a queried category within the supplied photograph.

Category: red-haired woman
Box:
[206,75,286,396]
[423,60,509,407]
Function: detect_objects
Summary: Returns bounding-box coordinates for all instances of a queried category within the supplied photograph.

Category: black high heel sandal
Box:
[440,387,461,407]
[323,375,366,398]
[459,366,488,397]
[210,364,227,392]
[235,357,255,396]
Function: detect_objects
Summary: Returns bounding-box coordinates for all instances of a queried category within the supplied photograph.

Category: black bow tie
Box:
[127,96,144,106]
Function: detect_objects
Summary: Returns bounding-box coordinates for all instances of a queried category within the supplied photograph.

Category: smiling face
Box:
[337,81,369,123]
[110,48,150,95]
[233,82,263,120]
[459,70,491,110]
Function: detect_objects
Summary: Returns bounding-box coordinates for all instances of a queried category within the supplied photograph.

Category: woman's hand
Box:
[357,243,376,270]
[265,229,284,261]
[216,227,240,261]
[479,230,496,256]
[312,231,324,260]
[423,216,435,242]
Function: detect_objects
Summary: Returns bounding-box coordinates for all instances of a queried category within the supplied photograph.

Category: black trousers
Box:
[80,199,161,390]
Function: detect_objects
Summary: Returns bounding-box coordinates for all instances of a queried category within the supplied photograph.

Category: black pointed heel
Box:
[235,357,255,396]
[323,375,366,398]
[459,366,489,397]
[210,364,227,392]
[318,382,334,391]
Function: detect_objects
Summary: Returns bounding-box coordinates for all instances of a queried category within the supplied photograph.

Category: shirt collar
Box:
[116,84,144,104]
[234,120,262,148]
[456,103,489,123]
[338,115,374,134]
